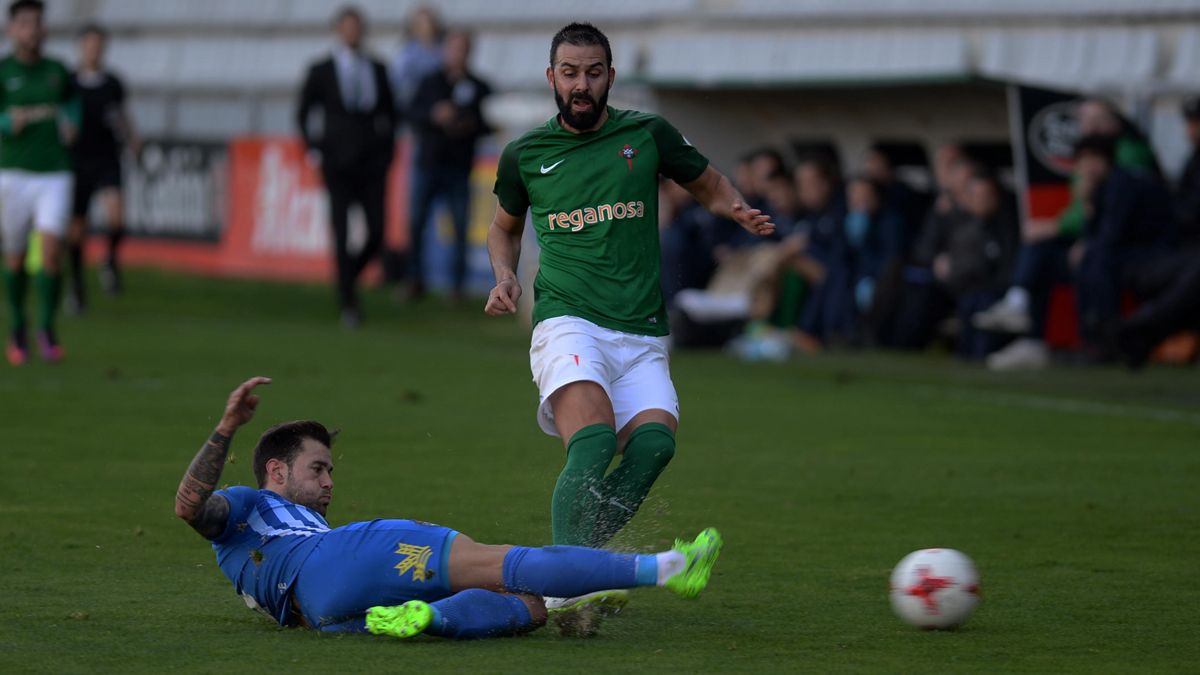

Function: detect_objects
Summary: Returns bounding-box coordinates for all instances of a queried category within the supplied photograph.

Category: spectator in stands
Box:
[66,22,140,313]
[297,5,396,328]
[659,178,716,308]
[974,99,1162,370]
[1175,96,1200,245]
[388,5,444,125]
[405,30,491,303]
[792,155,847,346]
[1115,259,1200,370]
[871,143,973,349]
[923,169,1018,359]
[803,175,906,346]
[863,143,923,236]
[984,135,1173,369]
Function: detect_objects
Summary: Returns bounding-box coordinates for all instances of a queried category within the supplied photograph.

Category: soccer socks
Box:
[423,589,534,639]
[34,270,61,333]
[551,424,617,546]
[592,423,676,546]
[66,241,85,307]
[3,267,28,333]
[107,228,125,268]
[502,545,686,596]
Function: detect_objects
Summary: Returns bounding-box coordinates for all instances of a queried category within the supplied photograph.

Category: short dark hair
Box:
[550,22,612,67]
[77,22,107,39]
[334,4,363,24]
[796,154,840,185]
[252,420,333,488]
[1074,134,1116,163]
[8,0,43,19]
[1183,96,1200,121]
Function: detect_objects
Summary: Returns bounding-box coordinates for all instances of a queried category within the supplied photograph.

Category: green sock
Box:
[34,270,61,332]
[551,424,617,546]
[592,423,676,547]
[3,267,28,333]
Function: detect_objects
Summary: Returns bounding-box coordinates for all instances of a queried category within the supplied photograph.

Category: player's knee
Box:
[517,593,547,627]
[626,424,676,470]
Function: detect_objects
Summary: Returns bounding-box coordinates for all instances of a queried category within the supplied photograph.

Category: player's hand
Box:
[216,376,272,435]
[484,278,522,316]
[732,201,775,237]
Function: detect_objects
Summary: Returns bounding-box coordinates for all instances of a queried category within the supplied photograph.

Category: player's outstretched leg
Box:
[368,591,546,640]
[500,528,723,601]
[372,528,725,640]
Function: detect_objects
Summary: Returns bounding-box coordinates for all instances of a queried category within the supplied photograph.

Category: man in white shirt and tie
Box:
[297,5,396,328]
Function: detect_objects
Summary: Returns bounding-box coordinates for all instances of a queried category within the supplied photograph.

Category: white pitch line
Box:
[909,385,1200,427]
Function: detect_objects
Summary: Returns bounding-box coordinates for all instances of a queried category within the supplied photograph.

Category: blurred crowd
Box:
[661,98,1200,371]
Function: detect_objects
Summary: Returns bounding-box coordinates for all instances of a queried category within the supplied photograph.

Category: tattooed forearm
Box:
[174,431,233,539]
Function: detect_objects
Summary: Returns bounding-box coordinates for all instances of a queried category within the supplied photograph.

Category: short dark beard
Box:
[555,86,609,132]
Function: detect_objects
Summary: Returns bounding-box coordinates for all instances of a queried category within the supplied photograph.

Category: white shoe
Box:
[986,338,1050,371]
[545,590,630,638]
[973,299,1032,334]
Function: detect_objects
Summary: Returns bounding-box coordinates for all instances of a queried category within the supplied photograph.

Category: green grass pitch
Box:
[2,270,1198,673]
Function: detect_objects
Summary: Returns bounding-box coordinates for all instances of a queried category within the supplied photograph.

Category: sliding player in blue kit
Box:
[174,377,722,639]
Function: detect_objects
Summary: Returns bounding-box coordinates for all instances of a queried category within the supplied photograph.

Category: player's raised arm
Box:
[484,203,526,316]
[173,376,271,539]
[682,165,775,237]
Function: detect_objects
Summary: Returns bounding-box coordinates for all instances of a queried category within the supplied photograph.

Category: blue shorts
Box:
[293,519,459,632]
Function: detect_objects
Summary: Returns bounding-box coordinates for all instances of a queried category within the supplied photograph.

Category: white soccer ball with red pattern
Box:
[889,548,981,629]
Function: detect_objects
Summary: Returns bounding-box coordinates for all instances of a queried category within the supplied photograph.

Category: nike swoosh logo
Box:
[540,159,565,174]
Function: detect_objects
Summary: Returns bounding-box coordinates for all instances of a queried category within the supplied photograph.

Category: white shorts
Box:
[530,315,679,437]
[0,170,73,255]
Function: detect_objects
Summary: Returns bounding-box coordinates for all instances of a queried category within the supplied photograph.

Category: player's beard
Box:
[555,86,609,132]
[284,476,331,516]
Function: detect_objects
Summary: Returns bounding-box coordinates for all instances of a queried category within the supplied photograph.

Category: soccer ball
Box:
[889,548,981,629]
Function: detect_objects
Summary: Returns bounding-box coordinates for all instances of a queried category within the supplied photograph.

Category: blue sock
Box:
[423,589,533,639]
[502,546,654,597]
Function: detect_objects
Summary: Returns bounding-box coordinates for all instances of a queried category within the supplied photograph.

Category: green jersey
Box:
[0,54,76,172]
[494,107,709,336]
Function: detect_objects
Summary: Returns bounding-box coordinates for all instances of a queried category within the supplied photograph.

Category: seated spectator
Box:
[1176,96,1200,245]
[871,144,973,349]
[975,99,1166,370]
[1116,248,1200,369]
[863,143,925,237]
[791,156,848,345]
[979,135,1174,370]
[924,170,1018,359]
[660,178,721,308]
[806,175,907,345]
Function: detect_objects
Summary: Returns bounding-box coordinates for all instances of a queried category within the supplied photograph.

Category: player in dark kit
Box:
[484,23,773,624]
[174,377,722,639]
[66,22,139,311]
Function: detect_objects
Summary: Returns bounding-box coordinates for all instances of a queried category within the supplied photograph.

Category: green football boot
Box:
[665,527,723,599]
[366,600,433,639]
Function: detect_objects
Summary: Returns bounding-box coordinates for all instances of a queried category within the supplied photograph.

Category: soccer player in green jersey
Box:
[485,23,773,624]
[0,0,79,365]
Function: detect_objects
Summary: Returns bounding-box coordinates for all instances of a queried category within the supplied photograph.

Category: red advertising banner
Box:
[92,137,497,286]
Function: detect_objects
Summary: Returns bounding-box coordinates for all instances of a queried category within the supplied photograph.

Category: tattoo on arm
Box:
[174,431,233,539]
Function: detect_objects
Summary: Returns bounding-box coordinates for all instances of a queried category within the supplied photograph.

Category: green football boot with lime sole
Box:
[665,527,723,599]
[366,600,433,639]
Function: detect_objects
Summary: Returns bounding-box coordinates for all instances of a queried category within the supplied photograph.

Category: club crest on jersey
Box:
[393,542,434,582]
[619,144,638,171]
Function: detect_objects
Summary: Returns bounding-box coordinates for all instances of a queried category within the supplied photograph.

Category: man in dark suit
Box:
[297,5,396,327]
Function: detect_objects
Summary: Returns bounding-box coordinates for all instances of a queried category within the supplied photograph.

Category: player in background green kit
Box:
[0,0,79,365]
[484,23,773,626]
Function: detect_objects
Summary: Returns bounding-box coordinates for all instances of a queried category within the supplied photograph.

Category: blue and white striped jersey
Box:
[210,486,330,624]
